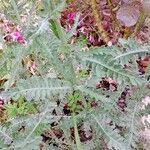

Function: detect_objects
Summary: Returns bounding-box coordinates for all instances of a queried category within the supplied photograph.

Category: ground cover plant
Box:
[0,0,150,149]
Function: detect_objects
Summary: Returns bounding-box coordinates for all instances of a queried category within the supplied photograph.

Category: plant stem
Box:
[124,27,130,39]
[90,0,110,44]
[133,11,146,37]
[107,0,121,31]
[73,112,83,150]
[11,0,22,25]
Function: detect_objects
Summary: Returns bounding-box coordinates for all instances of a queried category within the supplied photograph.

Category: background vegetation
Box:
[0,0,150,149]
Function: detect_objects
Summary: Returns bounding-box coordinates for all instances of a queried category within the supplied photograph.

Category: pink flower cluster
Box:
[0,98,4,108]
[60,1,122,46]
[0,14,26,44]
[5,31,25,44]
[67,12,76,24]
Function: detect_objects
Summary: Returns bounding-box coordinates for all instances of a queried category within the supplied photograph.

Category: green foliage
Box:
[0,0,150,150]
[4,96,37,118]
[1,77,72,100]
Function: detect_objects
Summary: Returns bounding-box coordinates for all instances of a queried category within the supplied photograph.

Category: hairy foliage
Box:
[0,0,150,150]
